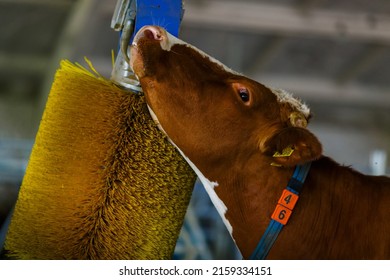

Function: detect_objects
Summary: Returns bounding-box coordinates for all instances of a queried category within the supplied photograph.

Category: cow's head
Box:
[130,26,322,174]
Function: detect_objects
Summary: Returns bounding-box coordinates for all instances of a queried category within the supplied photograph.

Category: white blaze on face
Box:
[162,30,240,76]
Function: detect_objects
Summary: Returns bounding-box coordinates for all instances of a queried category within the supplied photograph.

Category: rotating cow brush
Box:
[4,0,196,259]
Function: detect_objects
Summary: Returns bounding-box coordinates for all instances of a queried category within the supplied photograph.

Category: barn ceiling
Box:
[183,0,390,109]
[0,0,389,170]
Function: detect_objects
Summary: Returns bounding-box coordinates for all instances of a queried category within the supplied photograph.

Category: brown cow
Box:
[130,25,390,259]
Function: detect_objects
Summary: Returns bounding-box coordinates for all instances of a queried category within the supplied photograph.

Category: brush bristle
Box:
[5,60,196,259]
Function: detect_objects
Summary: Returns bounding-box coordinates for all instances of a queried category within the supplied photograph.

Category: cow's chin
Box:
[133,67,145,80]
[130,47,146,79]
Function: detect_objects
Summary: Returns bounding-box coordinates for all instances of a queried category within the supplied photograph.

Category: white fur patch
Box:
[272,88,311,118]
[164,32,240,76]
[147,106,234,237]
[180,153,234,237]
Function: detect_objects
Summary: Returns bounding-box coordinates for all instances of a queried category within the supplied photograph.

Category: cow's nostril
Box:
[143,27,162,41]
[143,29,155,40]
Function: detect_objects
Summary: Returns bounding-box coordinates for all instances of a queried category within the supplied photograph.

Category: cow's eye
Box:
[239,88,250,103]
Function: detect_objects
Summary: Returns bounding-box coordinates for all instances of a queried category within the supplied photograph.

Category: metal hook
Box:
[110,0,143,93]
[120,19,135,64]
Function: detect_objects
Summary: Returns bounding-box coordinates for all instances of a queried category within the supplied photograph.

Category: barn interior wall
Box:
[0,0,389,259]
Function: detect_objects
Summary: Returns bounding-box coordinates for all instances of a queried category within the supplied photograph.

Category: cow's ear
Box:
[261,127,322,167]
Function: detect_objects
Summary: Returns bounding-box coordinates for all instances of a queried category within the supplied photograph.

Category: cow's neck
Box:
[147,106,295,258]
[206,154,295,259]
[177,145,295,259]
[195,155,390,259]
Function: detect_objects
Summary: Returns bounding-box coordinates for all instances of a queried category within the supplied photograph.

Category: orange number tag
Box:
[278,189,299,210]
[271,205,292,225]
[271,189,299,225]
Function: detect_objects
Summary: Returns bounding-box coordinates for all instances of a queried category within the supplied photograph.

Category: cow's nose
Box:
[139,25,164,41]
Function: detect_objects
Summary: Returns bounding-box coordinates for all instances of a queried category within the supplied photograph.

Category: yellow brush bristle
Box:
[5,60,196,259]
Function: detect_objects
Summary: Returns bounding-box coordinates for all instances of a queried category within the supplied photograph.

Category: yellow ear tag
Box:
[273,146,295,158]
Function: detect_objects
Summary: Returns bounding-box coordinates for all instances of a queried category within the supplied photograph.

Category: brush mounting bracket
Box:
[110,0,183,93]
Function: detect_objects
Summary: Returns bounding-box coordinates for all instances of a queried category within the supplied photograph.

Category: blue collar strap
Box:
[249,162,312,260]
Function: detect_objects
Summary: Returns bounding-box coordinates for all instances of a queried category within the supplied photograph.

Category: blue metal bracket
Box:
[111,0,183,92]
[134,0,183,38]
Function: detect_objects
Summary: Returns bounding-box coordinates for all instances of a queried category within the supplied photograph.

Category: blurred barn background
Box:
[0,0,389,259]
